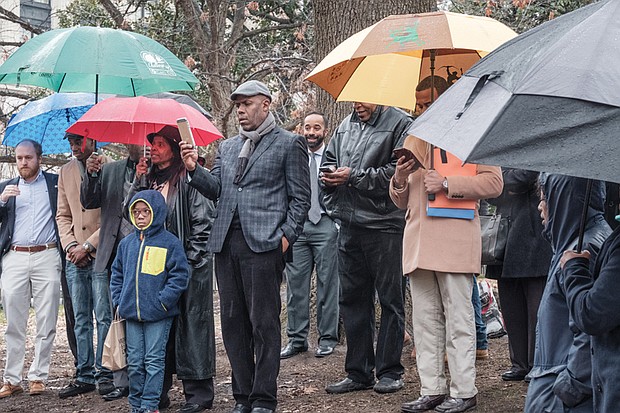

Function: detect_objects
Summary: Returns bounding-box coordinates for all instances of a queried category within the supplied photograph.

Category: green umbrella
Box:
[0,26,198,96]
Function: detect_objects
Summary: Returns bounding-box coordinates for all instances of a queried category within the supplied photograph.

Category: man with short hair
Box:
[280,112,340,359]
[181,79,310,413]
[0,139,63,398]
[322,102,412,395]
[57,134,114,398]
[80,144,144,402]
[395,76,503,413]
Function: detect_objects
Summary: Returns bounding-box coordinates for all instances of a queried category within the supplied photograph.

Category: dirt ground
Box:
[0,291,527,413]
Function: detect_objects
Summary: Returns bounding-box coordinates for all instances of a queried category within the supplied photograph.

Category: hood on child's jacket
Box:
[110,189,189,322]
[129,189,167,237]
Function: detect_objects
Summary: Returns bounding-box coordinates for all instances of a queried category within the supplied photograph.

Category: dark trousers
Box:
[161,323,214,407]
[338,227,405,384]
[498,277,546,373]
[60,268,78,365]
[216,229,284,411]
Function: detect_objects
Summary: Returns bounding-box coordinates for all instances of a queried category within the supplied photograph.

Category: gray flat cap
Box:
[230,80,272,101]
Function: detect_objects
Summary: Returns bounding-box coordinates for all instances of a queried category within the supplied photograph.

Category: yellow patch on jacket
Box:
[141,246,167,276]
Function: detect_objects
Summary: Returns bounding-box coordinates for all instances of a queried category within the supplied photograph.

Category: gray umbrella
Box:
[407,0,620,184]
[145,92,212,119]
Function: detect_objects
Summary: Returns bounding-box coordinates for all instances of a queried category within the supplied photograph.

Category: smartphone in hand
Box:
[393,147,424,169]
[177,118,195,146]
[319,165,336,174]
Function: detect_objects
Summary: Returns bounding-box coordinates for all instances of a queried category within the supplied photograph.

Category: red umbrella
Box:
[66,96,223,146]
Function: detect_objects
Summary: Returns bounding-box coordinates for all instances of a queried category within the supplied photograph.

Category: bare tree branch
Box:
[227,21,305,50]
[0,41,23,47]
[0,5,44,34]
[97,0,126,28]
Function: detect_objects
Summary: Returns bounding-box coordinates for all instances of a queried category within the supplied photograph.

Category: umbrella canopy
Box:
[305,11,516,110]
[144,92,212,118]
[66,96,223,146]
[0,26,198,96]
[3,92,113,154]
[407,0,620,184]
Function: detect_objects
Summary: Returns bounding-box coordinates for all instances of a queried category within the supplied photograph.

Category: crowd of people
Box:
[0,76,619,413]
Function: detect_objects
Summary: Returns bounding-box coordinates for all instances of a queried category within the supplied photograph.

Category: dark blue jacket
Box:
[564,224,620,413]
[110,190,189,322]
[525,175,611,412]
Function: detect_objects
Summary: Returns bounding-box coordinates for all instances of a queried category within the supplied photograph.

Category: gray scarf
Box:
[234,112,276,184]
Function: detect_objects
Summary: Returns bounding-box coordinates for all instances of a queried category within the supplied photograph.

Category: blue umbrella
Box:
[3,92,112,154]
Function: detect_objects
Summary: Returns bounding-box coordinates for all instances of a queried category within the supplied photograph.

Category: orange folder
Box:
[428,147,477,211]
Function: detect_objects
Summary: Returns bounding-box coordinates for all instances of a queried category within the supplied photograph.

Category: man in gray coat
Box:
[180,80,310,413]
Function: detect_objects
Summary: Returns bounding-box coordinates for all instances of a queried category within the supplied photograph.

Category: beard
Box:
[19,166,39,181]
[305,134,325,150]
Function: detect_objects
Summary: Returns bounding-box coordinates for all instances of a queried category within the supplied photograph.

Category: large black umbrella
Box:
[406,0,620,250]
[407,0,620,185]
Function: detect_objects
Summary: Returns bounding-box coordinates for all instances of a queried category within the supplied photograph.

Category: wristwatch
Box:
[83,242,94,254]
[442,178,449,193]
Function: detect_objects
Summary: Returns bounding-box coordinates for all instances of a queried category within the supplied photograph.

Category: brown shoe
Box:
[29,381,45,396]
[0,382,24,398]
[476,349,489,360]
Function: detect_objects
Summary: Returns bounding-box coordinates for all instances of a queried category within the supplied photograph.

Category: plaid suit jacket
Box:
[190,126,311,253]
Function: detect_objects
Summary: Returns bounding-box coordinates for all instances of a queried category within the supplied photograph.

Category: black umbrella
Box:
[407,0,620,185]
[407,0,620,251]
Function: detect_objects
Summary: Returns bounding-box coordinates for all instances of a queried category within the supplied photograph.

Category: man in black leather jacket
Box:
[321,103,412,395]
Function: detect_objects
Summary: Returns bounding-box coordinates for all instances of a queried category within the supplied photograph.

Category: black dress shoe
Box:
[315,345,334,358]
[102,387,129,401]
[374,377,404,394]
[97,380,116,396]
[434,396,477,413]
[401,394,446,413]
[325,377,374,394]
[501,370,527,381]
[251,408,274,413]
[231,403,251,413]
[58,380,96,399]
[280,343,307,359]
[179,402,207,413]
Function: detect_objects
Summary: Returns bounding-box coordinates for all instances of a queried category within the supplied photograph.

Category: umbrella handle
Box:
[576,179,593,253]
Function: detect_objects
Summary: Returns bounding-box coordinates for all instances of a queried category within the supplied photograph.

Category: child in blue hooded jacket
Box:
[110,190,189,413]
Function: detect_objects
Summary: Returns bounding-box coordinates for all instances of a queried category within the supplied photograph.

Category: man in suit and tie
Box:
[0,139,64,398]
[280,112,340,359]
[180,80,310,413]
[80,144,144,402]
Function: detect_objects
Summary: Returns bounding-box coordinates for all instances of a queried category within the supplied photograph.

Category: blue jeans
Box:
[65,261,113,384]
[472,277,488,350]
[126,317,173,411]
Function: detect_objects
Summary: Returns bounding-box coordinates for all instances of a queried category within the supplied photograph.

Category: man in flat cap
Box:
[181,80,310,413]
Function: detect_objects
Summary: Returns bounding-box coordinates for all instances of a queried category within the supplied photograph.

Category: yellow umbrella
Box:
[306,11,517,110]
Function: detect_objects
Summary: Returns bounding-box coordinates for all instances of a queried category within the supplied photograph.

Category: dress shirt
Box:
[13,171,56,246]
[310,145,325,215]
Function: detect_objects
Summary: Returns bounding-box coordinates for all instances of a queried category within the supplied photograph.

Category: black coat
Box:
[564,225,620,413]
[126,171,217,380]
[486,169,552,279]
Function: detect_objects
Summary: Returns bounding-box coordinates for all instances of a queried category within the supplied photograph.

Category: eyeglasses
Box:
[132,208,151,217]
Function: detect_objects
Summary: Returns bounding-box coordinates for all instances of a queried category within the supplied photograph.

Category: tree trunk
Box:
[312,0,436,132]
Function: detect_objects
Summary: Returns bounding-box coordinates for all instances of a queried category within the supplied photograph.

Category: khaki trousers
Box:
[0,248,62,384]
[410,269,477,398]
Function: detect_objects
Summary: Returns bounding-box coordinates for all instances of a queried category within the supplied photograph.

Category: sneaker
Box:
[58,380,96,398]
[29,381,45,396]
[0,382,23,398]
